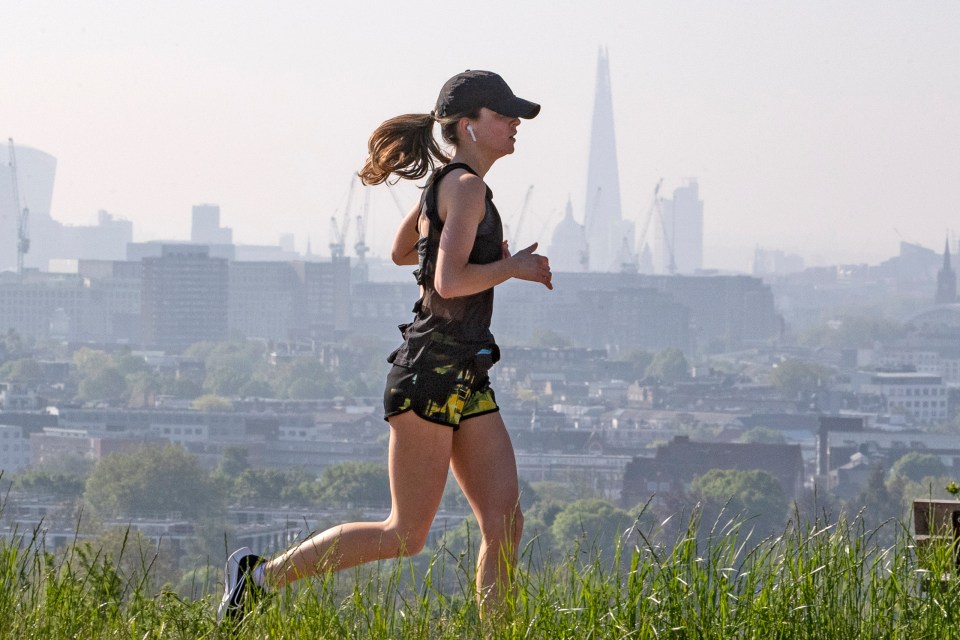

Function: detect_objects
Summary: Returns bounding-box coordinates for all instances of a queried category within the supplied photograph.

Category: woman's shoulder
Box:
[435,168,487,207]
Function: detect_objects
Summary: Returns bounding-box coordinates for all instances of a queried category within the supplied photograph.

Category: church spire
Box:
[936,236,957,304]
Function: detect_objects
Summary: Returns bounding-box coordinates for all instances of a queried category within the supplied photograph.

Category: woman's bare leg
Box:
[450,412,523,612]
[263,412,453,587]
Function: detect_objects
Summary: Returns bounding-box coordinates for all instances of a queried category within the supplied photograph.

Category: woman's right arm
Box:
[391,203,421,266]
[434,174,552,298]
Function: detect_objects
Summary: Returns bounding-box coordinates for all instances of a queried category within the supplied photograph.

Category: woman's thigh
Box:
[386,411,455,531]
[449,412,521,522]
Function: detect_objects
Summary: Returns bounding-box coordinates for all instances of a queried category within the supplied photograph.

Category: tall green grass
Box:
[2,504,959,639]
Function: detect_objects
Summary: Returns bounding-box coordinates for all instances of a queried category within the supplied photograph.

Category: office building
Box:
[655,179,704,274]
[141,245,228,352]
[191,204,233,245]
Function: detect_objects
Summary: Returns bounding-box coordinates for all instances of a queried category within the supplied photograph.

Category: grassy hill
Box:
[2,508,959,639]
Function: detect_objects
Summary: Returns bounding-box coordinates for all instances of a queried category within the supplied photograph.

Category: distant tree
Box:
[287,377,327,400]
[114,352,148,377]
[193,341,266,396]
[29,454,93,478]
[689,468,789,537]
[435,513,481,561]
[238,378,274,399]
[77,367,127,404]
[276,356,338,399]
[340,335,393,381]
[645,348,689,382]
[550,498,632,563]
[191,394,233,412]
[345,376,371,397]
[218,446,250,477]
[792,482,843,528]
[202,365,250,397]
[531,328,572,348]
[897,475,955,510]
[801,312,906,349]
[14,468,86,501]
[526,481,575,529]
[161,377,203,400]
[618,348,654,380]
[316,462,391,508]
[738,427,786,444]
[0,358,43,383]
[73,347,114,379]
[853,463,903,541]
[84,445,222,520]
[125,371,161,408]
[888,452,947,485]
[0,328,25,363]
[231,468,314,505]
[769,360,832,399]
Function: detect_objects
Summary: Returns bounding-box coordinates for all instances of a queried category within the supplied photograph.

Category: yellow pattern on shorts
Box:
[422,363,496,423]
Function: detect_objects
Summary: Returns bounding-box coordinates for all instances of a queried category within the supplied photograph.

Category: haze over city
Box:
[3,0,959,270]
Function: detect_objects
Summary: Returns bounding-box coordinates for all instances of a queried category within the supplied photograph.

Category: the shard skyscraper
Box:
[583,48,629,272]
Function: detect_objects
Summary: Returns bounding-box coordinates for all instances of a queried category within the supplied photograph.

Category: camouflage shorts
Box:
[383,355,499,430]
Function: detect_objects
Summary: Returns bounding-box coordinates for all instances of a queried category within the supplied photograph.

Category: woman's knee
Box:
[385,521,431,557]
[478,504,523,543]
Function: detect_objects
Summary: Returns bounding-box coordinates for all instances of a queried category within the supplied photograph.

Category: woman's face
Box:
[469,107,522,156]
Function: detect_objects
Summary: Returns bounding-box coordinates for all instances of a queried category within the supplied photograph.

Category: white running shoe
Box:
[216,546,264,623]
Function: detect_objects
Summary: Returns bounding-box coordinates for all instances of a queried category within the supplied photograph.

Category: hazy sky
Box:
[3,0,958,271]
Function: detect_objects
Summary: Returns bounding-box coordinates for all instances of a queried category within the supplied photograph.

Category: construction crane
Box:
[354,186,370,263]
[580,187,603,270]
[329,175,355,259]
[7,138,30,278]
[507,185,534,247]
[634,179,662,261]
[352,186,371,282]
[633,178,676,274]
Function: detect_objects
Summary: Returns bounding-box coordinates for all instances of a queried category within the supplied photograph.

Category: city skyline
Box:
[3,1,959,272]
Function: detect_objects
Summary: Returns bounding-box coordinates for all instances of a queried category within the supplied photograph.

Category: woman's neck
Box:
[450,148,495,179]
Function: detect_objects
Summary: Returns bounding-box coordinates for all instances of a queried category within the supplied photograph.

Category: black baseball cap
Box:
[434,70,540,119]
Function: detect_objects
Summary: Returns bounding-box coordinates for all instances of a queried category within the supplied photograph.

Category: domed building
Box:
[547,199,587,273]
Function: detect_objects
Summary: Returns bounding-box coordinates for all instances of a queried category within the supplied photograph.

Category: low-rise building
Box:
[862,371,948,425]
[0,424,30,473]
[621,435,805,509]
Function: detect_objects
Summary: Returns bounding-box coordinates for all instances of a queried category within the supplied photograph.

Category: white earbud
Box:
[466,124,477,142]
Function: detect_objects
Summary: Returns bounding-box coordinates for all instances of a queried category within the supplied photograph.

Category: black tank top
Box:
[388,163,503,368]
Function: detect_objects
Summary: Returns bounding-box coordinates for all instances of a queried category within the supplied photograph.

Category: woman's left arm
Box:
[391,203,421,266]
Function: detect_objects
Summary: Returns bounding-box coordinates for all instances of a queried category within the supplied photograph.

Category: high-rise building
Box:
[77,259,143,343]
[583,48,630,272]
[191,204,233,245]
[0,143,57,273]
[141,245,228,352]
[291,259,352,339]
[655,179,704,274]
[228,261,301,340]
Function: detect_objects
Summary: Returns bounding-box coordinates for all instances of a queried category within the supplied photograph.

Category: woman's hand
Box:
[510,242,553,290]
